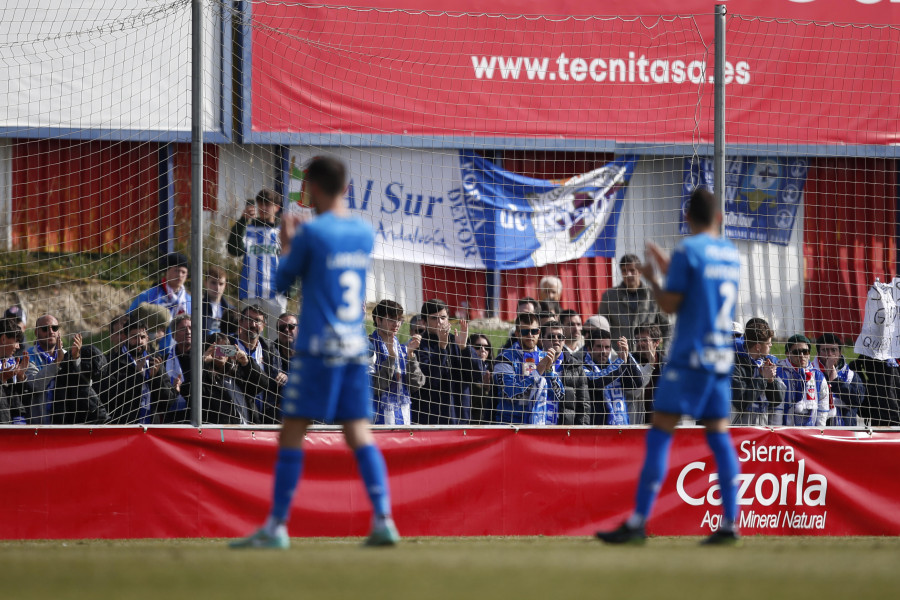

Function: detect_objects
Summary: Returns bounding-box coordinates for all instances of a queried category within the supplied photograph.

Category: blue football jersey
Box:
[275,213,374,359]
[665,233,741,374]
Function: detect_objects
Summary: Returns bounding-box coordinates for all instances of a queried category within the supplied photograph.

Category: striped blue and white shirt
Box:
[240,223,282,300]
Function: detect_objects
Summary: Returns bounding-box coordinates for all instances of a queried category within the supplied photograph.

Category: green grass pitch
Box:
[4,536,899,600]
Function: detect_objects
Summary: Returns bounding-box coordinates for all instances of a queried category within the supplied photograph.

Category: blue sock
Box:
[634,427,674,521]
[706,430,740,527]
[354,444,391,518]
[270,447,304,523]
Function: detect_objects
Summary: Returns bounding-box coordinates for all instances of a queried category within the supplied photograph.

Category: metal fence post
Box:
[190,0,205,427]
[714,4,727,232]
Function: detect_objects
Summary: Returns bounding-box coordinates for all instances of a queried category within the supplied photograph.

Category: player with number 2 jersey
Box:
[596,186,743,546]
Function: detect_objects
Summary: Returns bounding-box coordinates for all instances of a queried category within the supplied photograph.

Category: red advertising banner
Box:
[250,1,900,145]
[1,427,898,539]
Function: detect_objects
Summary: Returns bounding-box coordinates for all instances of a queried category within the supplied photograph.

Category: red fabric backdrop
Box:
[11,140,219,253]
[803,157,898,341]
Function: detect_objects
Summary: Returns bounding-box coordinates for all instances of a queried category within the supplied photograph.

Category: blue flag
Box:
[459,151,637,270]
[682,156,808,245]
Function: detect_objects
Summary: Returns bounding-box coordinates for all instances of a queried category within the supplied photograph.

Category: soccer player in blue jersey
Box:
[230,157,399,549]
[596,186,742,545]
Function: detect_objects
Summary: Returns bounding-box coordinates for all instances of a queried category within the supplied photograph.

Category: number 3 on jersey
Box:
[716,280,737,331]
[336,270,363,322]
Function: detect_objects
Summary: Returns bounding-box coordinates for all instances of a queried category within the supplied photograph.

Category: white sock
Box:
[373,514,392,529]
[626,513,646,529]
[263,516,287,537]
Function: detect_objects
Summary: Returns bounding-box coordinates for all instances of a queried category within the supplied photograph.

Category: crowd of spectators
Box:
[2,193,899,428]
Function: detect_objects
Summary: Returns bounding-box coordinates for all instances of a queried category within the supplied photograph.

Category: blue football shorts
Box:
[653,366,732,420]
[280,354,371,423]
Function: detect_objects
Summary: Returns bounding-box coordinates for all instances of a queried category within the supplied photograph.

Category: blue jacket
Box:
[811,356,865,426]
[493,346,562,425]
[369,331,424,425]
[776,359,830,427]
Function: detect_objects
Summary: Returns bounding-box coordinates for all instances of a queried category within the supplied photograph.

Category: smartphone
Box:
[215,344,237,358]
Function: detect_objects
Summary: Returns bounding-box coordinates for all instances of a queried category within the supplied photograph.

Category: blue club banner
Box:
[460,151,638,270]
[681,156,809,245]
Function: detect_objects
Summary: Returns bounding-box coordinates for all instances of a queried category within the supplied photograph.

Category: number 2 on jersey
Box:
[716,280,737,331]
[336,270,362,322]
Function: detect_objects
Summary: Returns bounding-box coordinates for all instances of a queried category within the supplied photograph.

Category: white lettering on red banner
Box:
[677,439,829,532]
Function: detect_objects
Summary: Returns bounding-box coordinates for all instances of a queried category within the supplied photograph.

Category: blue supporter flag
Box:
[459,150,637,270]
[681,156,809,245]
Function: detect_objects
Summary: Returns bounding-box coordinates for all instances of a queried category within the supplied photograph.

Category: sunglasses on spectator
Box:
[39,325,60,332]
[790,348,810,355]
[518,328,541,336]
[472,343,490,350]
[278,323,297,332]
[544,333,564,340]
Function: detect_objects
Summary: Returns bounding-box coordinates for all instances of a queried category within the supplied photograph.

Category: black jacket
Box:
[557,350,591,426]
[103,349,178,424]
[731,351,786,426]
[414,333,476,425]
[229,337,284,424]
[51,345,108,424]
[848,355,900,426]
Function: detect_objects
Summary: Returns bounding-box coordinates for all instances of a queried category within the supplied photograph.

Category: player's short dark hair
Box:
[515,312,540,327]
[241,303,265,317]
[0,318,23,341]
[517,296,538,313]
[686,186,718,227]
[126,317,148,332]
[541,320,563,336]
[206,265,227,280]
[585,327,613,343]
[744,317,770,332]
[816,332,844,348]
[109,314,127,335]
[170,313,191,333]
[744,320,774,345]
[421,298,447,316]
[255,188,280,205]
[559,309,580,325]
[539,301,558,316]
[620,254,641,268]
[373,299,403,321]
[305,157,347,196]
[634,323,662,342]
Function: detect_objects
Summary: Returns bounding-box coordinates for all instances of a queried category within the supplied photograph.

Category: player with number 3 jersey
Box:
[596,186,743,546]
[230,157,399,550]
